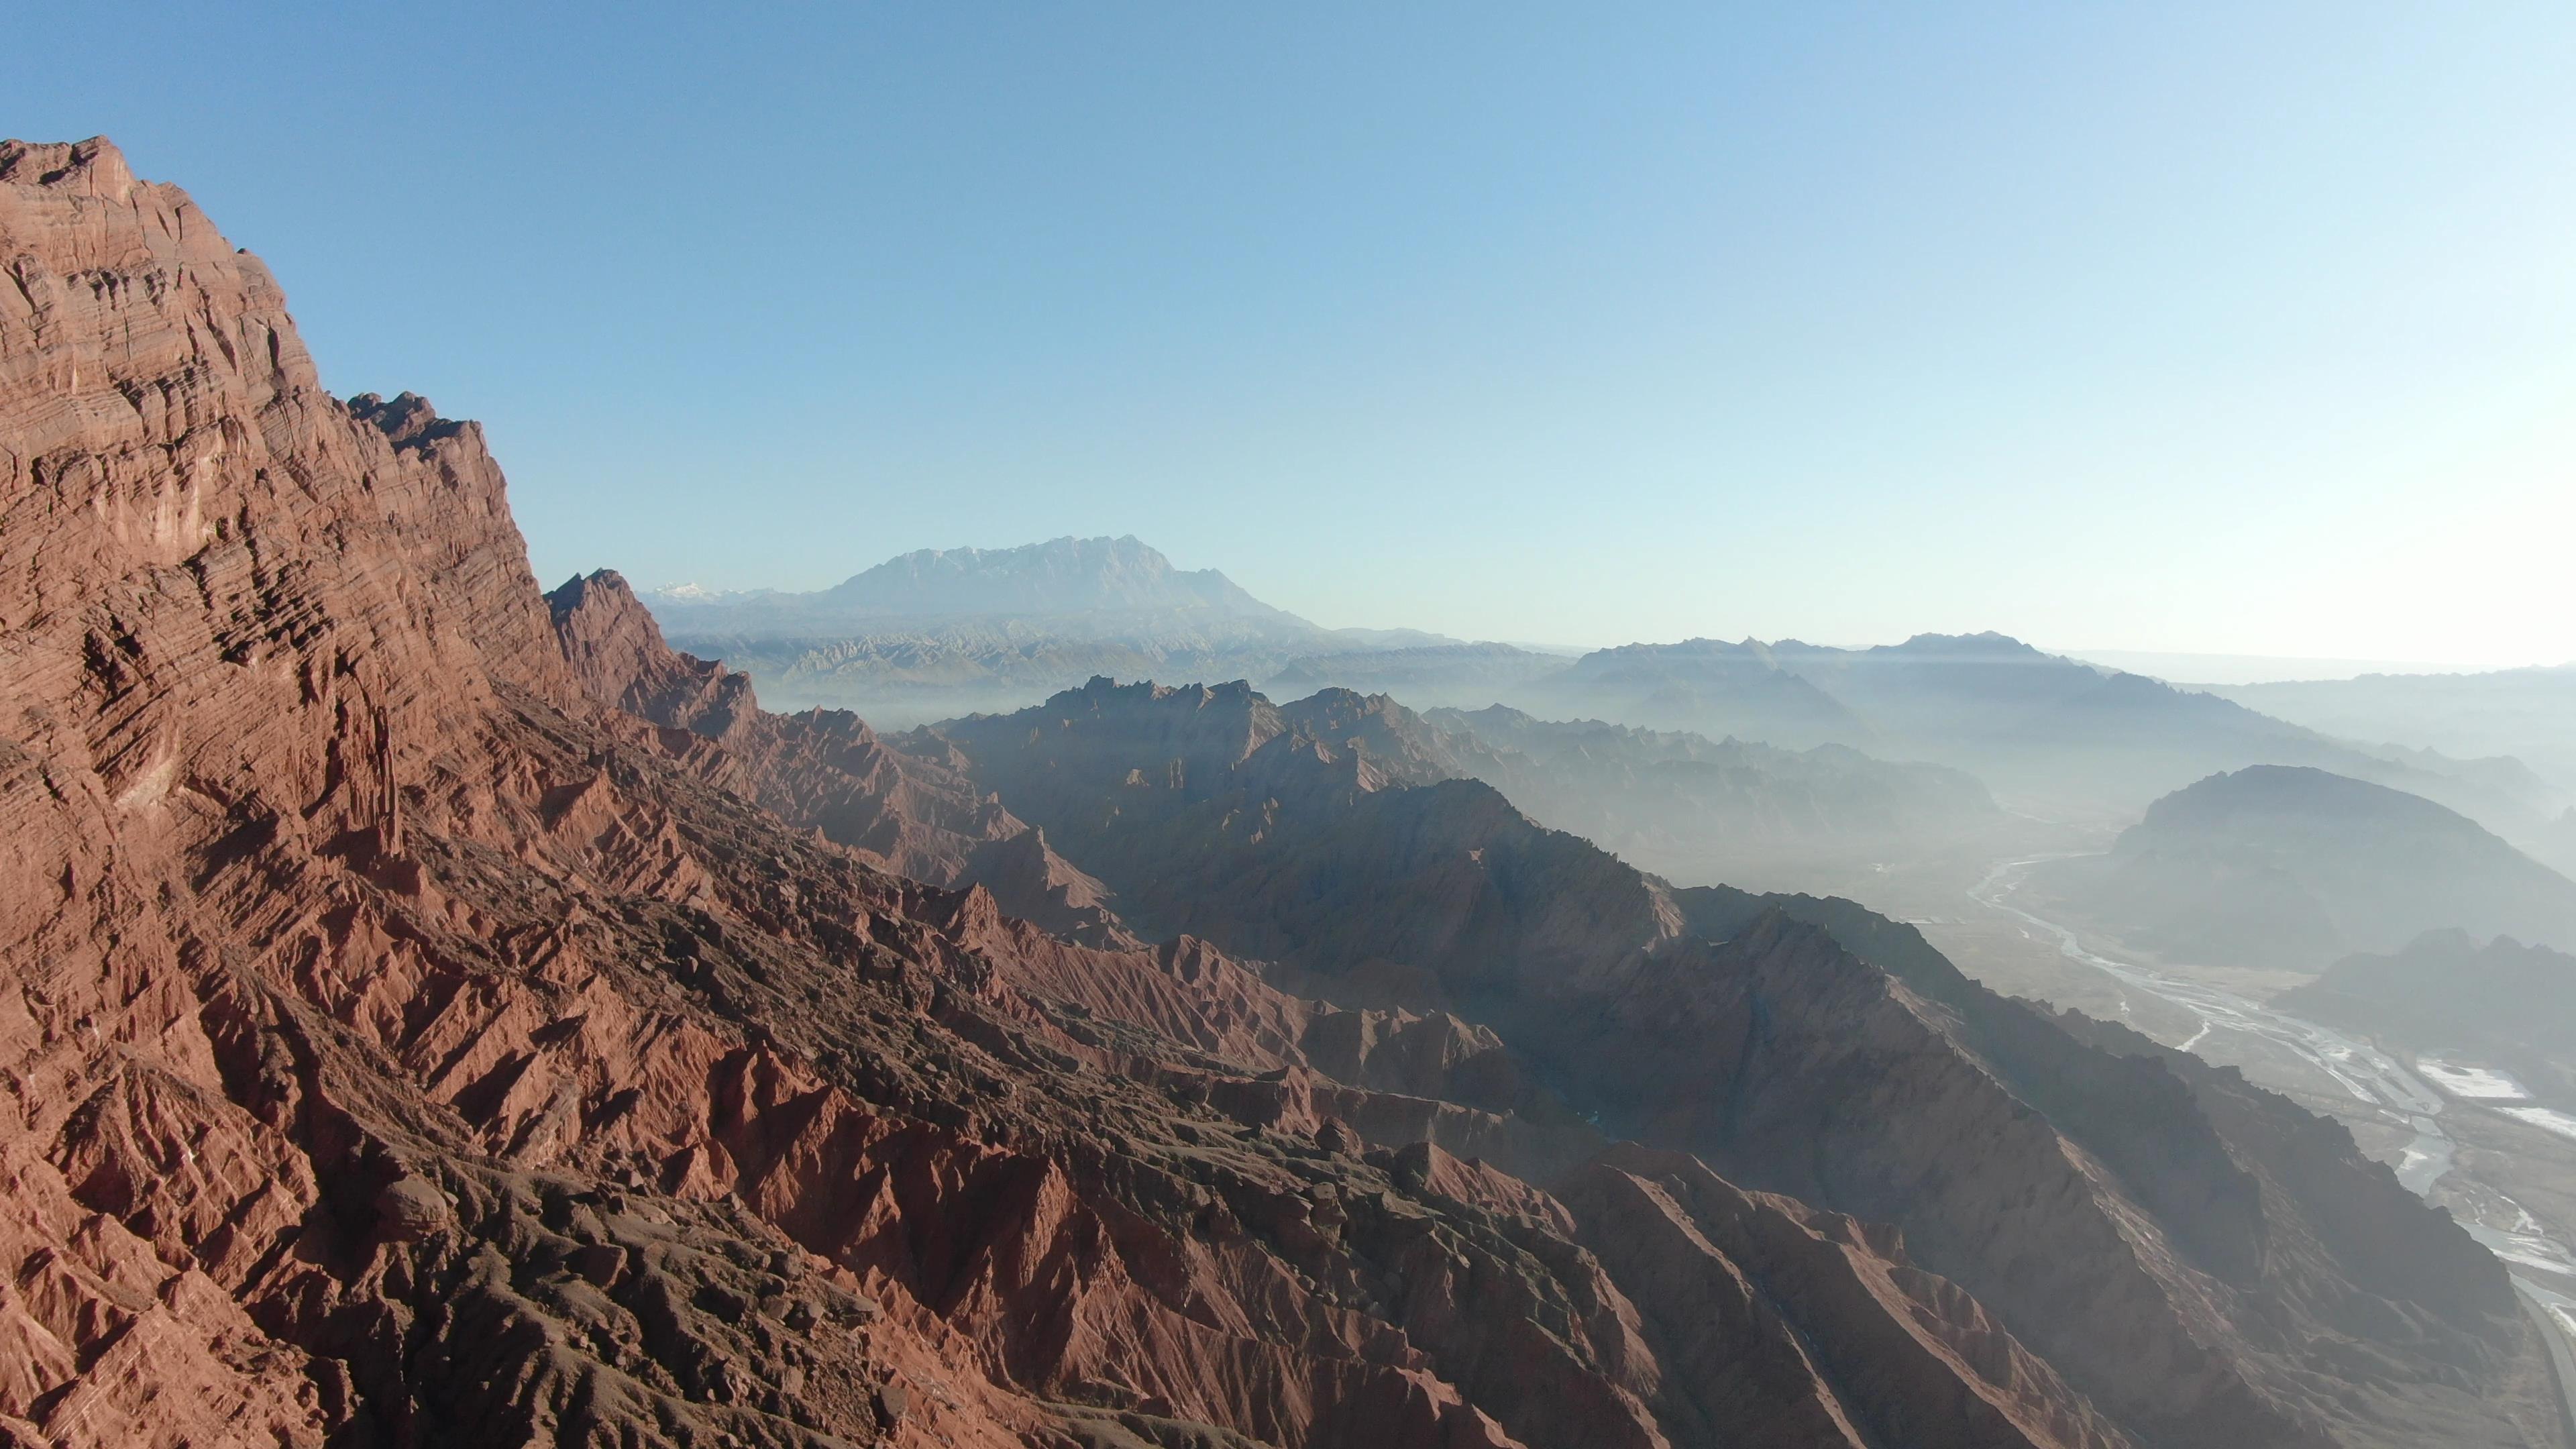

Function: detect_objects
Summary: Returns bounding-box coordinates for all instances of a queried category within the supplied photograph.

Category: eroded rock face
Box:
[914,680,2570,1447]
[0,138,2134,1449]
[1557,1144,2127,1449]
[550,569,1132,946]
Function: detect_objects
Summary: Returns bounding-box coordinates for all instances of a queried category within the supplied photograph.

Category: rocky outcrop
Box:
[551,568,759,738]
[0,135,1024,1446]
[0,138,2142,1449]
[549,568,1132,945]
[1557,1145,2127,1449]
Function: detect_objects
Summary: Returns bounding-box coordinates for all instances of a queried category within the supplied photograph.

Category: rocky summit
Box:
[1,136,2567,1449]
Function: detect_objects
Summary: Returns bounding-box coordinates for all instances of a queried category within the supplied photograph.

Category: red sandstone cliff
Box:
[0,138,2141,1449]
[547,569,1130,946]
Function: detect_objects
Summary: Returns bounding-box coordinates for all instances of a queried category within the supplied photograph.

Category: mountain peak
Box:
[798,535,1298,622]
[0,136,136,197]
[1883,631,2049,659]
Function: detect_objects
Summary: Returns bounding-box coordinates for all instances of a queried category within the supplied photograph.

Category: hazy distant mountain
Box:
[1527,637,1876,750]
[1426,704,2000,890]
[1265,641,1574,706]
[1990,674,2576,856]
[653,536,1391,723]
[1526,631,2289,775]
[1523,631,2569,833]
[654,534,1318,638]
[822,534,1298,620]
[642,580,773,605]
[2214,663,2576,797]
[2277,930,2576,1105]
[2028,765,2576,971]
[2068,648,2449,686]
[655,541,2569,838]
[1761,633,2387,780]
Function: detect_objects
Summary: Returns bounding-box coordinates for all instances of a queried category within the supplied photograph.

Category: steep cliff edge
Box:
[549,568,1130,946]
[0,138,2129,1449]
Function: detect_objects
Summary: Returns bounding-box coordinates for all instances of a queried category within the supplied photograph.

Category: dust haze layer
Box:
[5,137,2566,1449]
[658,559,2573,866]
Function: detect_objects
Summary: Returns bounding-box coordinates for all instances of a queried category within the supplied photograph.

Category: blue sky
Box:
[15,4,2574,665]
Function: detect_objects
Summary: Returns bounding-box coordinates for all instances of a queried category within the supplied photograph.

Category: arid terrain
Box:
[4,135,2573,1449]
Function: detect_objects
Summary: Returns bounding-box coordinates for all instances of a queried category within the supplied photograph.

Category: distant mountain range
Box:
[1266,641,1579,706]
[2027,765,2576,971]
[2213,664,2576,805]
[1424,704,2000,892]
[656,534,1307,629]
[2067,649,2452,686]
[1510,633,2571,829]
[648,539,2572,852]
[875,676,2542,1445]
[653,536,1466,725]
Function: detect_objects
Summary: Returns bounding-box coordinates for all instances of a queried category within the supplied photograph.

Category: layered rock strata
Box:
[1,138,2142,1449]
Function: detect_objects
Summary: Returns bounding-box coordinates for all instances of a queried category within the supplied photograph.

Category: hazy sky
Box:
[16,5,2574,665]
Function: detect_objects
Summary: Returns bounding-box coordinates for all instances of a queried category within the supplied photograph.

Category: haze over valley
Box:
[642,521,2576,1440]
[12,7,2576,1446]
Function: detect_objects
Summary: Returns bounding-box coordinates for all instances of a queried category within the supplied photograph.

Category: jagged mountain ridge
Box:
[548,568,1133,947]
[10,136,2567,1448]
[0,135,2194,1449]
[906,678,2565,1448]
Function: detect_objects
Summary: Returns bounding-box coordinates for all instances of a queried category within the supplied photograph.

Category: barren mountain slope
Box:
[549,568,1131,946]
[916,680,2571,1448]
[2028,766,2576,971]
[2279,930,2576,1107]
[0,139,2138,1449]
